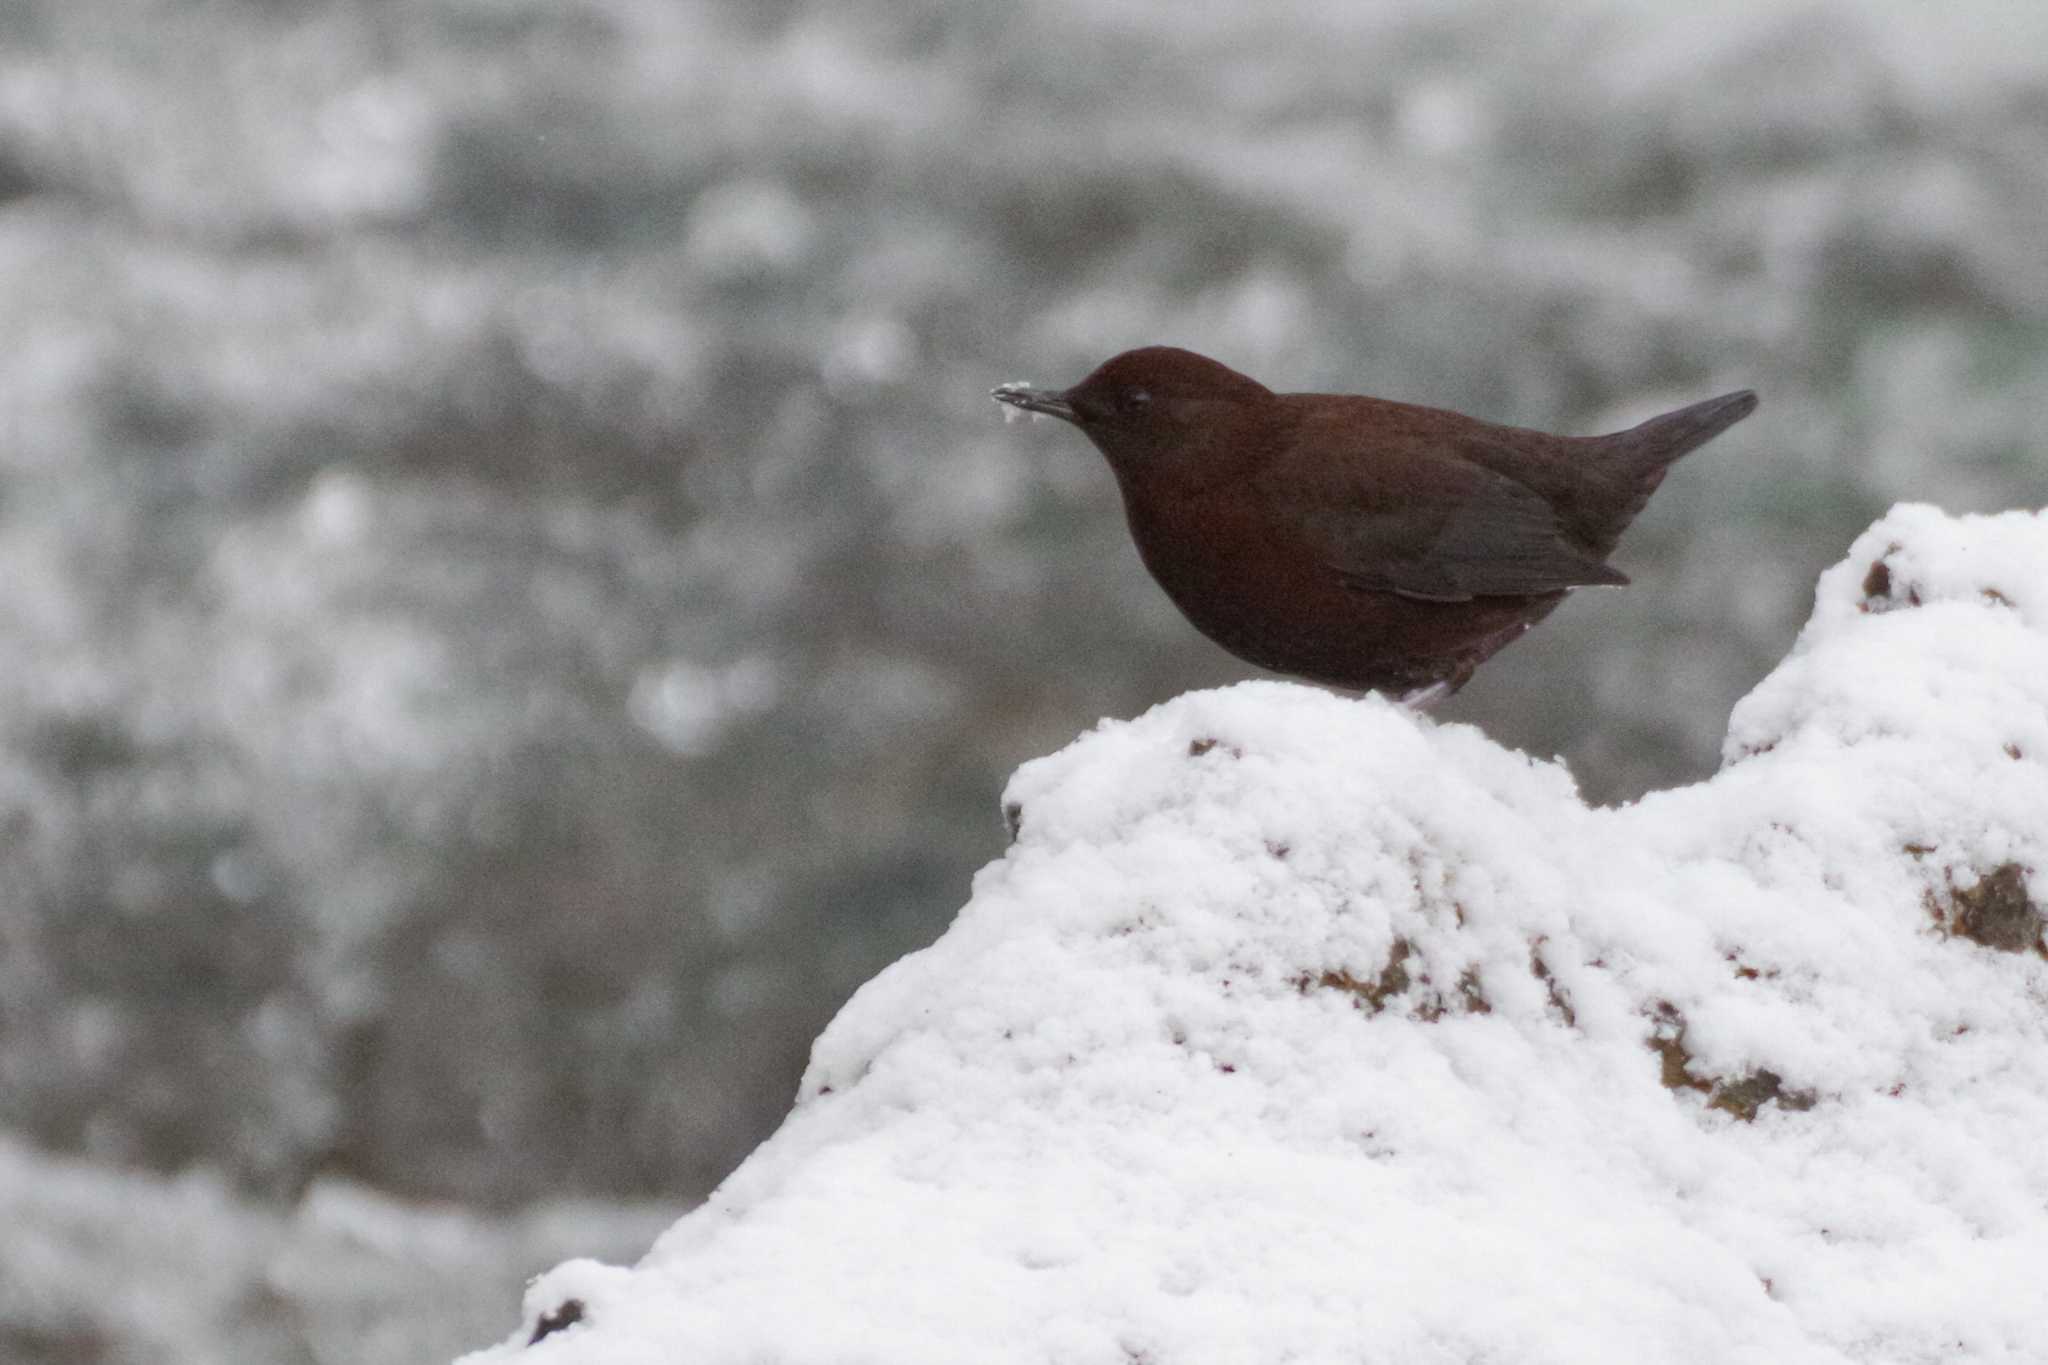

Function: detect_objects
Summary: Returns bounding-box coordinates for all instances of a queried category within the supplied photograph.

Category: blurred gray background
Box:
[1,0,2043,1359]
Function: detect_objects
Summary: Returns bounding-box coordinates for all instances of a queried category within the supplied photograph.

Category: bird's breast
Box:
[1120,484,1333,648]
[1115,479,1560,693]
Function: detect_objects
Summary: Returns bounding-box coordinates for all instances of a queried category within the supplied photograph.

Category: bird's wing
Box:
[1271,435,1629,603]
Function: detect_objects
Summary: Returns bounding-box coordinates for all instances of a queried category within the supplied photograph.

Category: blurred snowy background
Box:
[0,0,2042,1358]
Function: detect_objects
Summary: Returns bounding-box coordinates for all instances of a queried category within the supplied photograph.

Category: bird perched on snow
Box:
[994,347,1755,706]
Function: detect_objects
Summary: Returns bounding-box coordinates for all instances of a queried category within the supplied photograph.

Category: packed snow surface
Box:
[465,505,2048,1364]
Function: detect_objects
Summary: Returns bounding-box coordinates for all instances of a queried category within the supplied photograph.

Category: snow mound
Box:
[464,505,2048,1365]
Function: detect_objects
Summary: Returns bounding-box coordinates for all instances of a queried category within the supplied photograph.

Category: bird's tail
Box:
[1590,388,1757,529]
[1606,389,1758,479]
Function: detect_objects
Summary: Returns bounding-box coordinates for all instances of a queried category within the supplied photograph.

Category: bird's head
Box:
[992,346,1276,481]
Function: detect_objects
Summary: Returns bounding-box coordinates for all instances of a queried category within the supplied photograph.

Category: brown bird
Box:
[992,347,1755,706]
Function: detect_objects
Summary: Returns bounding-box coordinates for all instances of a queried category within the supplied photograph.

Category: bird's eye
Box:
[1123,388,1152,412]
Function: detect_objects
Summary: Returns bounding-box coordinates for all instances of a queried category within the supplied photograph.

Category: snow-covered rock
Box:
[462,505,2048,1365]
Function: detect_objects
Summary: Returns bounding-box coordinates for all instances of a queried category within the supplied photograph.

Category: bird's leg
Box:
[1398,656,1480,711]
[1395,680,1454,712]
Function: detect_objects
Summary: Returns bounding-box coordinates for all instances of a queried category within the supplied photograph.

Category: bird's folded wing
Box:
[1274,440,1629,602]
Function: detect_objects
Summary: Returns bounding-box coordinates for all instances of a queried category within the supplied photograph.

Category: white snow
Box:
[463,504,2048,1365]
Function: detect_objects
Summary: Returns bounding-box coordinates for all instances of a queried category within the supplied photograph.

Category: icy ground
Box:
[460,503,2048,1363]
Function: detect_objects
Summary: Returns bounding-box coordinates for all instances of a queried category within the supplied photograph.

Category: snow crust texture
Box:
[467,505,2048,1364]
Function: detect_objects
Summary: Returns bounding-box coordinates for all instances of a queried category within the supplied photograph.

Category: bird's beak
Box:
[990,383,1077,424]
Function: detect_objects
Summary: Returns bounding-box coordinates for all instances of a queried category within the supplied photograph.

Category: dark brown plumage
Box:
[992,346,1756,705]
